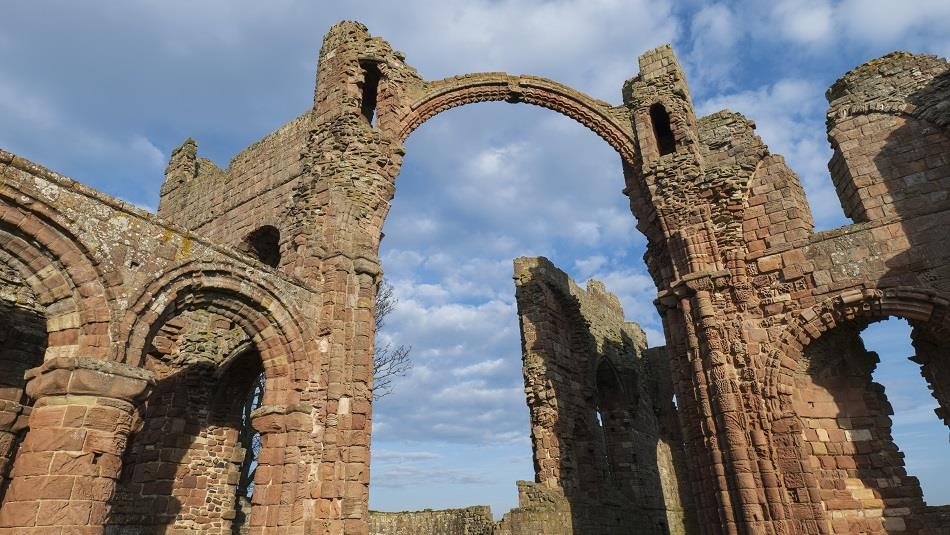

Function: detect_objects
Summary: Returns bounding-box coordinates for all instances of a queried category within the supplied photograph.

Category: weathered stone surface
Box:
[513,257,695,535]
[0,18,948,535]
[369,507,495,535]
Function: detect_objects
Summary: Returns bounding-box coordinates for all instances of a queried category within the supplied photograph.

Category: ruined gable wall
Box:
[513,256,694,535]
[158,111,314,275]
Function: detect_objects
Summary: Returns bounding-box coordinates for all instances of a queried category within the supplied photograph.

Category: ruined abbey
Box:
[0,20,948,535]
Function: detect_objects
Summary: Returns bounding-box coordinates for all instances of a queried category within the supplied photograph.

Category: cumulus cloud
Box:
[684,3,742,87]
[452,359,507,377]
[574,255,608,278]
[374,450,441,462]
[771,0,834,45]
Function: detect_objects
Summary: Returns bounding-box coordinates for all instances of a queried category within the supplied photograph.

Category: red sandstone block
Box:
[10,452,54,477]
[69,476,115,502]
[6,475,75,501]
[83,405,128,433]
[22,428,87,453]
[35,500,92,526]
[27,406,68,429]
[49,452,98,477]
[0,501,39,528]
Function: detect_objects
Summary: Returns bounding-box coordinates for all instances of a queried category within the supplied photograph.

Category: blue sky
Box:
[1,0,948,517]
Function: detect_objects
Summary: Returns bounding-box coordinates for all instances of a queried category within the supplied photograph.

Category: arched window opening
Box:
[231,365,265,534]
[594,407,611,478]
[109,311,266,533]
[863,318,950,506]
[795,318,950,531]
[241,226,281,268]
[360,60,381,127]
[649,103,676,156]
[595,361,629,480]
[207,346,265,534]
[0,267,46,502]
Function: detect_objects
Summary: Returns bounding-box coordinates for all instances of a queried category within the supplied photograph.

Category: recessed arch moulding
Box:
[0,18,948,535]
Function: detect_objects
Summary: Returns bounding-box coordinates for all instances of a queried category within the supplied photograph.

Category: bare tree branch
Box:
[235,279,412,510]
[372,279,412,400]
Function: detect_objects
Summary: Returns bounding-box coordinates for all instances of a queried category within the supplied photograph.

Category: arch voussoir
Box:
[0,199,113,359]
[399,73,639,166]
[119,261,313,384]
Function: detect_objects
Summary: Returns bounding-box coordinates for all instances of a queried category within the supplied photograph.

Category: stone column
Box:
[247,404,314,535]
[0,400,30,498]
[0,357,153,534]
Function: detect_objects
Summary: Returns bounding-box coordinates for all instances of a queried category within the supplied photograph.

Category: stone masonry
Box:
[368,507,495,535]
[0,19,948,535]
[513,256,695,534]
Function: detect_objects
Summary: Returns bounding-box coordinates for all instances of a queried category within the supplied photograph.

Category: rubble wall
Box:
[368,507,495,535]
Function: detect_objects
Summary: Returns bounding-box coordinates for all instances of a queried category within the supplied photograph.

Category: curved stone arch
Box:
[117,260,314,388]
[754,286,950,532]
[764,286,950,409]
[399,73,639,165]
[0,199,113,359]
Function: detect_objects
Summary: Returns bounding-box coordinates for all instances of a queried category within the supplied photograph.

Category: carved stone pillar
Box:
[0,357,153,534]
[0,400,30,499]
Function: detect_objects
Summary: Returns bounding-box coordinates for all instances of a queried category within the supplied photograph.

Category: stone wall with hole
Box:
[513,256,695,535]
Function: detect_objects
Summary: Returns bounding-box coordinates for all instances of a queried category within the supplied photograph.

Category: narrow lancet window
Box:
[649,103,676,156]
[360,60,381,126]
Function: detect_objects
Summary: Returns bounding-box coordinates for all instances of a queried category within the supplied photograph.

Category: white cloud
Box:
[644,327,666,348]
[574,255,608,277]
[374,450,441,462]
[685,3,742,87]
[452,359,507,377]
[834,0,950,48]
[372,465,492,488]
[772,0,834,45]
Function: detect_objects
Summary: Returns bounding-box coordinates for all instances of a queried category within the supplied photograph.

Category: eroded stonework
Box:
[0,19,948,535]
[513,257,694,534]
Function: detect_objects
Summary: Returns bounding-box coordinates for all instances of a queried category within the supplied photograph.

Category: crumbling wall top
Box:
[827,50,950,128]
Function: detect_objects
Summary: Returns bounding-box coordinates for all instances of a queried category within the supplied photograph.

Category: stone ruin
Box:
[0,19,949,535]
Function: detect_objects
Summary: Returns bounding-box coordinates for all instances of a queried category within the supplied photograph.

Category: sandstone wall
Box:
[513,256,695,535]
[0,148,321,534]
[369,507,495,535]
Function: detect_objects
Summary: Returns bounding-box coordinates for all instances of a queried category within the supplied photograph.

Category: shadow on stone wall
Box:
[513,258,696,535]
[105,346,263,534]
[796,56,950,534]
[871,63,950,534]
[0,300,46,503]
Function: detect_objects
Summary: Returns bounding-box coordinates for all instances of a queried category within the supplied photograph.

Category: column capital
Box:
[24,357,154,404]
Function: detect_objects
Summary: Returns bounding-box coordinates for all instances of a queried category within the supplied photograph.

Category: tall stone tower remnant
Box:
[0,19,948,535]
